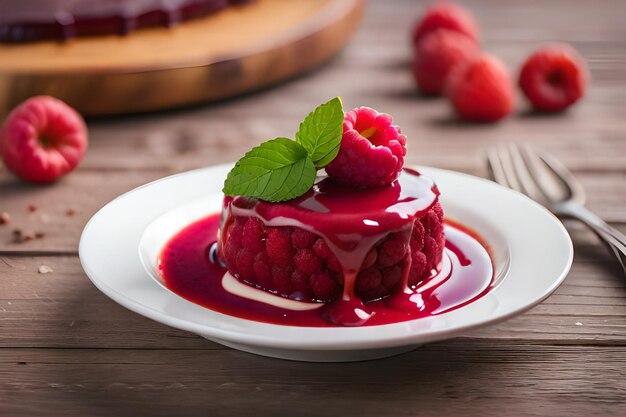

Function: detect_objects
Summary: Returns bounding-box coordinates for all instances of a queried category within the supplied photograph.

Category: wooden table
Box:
[1,1,625,415]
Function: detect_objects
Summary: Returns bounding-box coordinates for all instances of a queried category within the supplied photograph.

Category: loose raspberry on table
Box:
[220,202,445,303]
[447,53,515,122]
[325,107,407,188]
[413,29,479,96]
[412,2,479,46]
[0,96,88,183]
[519,44,588,112]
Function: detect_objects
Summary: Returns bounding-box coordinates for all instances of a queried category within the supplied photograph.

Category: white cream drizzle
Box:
[221,272,323,311]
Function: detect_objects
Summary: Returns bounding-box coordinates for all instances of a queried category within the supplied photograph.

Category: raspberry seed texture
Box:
[325,107,407,188]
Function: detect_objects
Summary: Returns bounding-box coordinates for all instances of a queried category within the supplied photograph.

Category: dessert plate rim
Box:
[79,164,573,355]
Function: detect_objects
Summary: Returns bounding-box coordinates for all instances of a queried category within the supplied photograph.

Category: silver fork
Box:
[487,142,626,274]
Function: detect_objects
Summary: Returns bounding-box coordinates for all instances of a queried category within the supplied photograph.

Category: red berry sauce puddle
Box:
[158,171,494,327]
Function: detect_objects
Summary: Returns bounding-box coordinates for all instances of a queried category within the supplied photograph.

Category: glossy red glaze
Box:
[159,214,494,327]
[219,170,443,306]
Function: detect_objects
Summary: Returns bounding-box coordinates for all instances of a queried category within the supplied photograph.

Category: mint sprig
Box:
[223,97,344,202]
[296,97,343,168]
[222,138,316,202]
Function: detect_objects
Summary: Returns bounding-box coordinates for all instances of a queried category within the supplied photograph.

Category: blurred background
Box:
[2,1,626,416]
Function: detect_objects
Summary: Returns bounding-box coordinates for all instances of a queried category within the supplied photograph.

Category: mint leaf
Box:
[295,97,344,168]
[222,137,316,202]
[223,98,345,202]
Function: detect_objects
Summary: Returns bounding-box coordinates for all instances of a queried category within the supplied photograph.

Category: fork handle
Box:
[554,200,626,275]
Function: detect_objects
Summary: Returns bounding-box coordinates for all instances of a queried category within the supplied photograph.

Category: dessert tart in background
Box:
[0,0,252,42]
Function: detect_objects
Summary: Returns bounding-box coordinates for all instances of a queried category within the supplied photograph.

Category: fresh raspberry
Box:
[235,249,256,281]
[272,265,294,295]
[432,202,444,221]
[422,209,444,238]
[242,217,265,252]
[411,219,425,250]
[253,252,271,284]
[310,272,339,301]
[312,238,332,258]
[356,267,383,296]
[221,201,445,303]
[408,251,428,283]
[519,44,588,112]
[312,238,343,273]
[228,222,244,246]
[412,2,479,46]
[413,29,479,96]
[0,96,88,183]
[325,254,343,273]
[325,107,407,188]
[361,249,378,269]
[294,248,321,274]
[382,265,403,289]
[290,269,313,298]
[376,236,409,268]
[291,228,316,249]
[223,240,239,268]
[447,53,515,122]
[422,236,439,260]
[266,228,293,266]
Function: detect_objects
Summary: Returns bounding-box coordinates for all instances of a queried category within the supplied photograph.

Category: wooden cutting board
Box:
[0,0,364,117]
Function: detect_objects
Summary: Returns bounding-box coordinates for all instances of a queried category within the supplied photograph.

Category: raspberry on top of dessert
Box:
[219,98,445,312]
[325,107,407,188]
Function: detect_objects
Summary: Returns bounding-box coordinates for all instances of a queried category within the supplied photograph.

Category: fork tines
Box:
[486,143,582,206]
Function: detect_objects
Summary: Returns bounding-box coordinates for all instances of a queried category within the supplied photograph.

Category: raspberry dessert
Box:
[219,173,445,304]
[0,0,252,42]
[215,98,445,324]
[159,98,494,327]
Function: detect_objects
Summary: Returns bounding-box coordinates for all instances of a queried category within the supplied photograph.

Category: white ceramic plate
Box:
[79,165,573,362]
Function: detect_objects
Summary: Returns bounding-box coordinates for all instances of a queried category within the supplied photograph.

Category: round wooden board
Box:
[0,0,364,117]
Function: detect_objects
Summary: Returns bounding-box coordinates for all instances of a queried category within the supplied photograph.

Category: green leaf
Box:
[222,137,316,202]
[295,97,344,168]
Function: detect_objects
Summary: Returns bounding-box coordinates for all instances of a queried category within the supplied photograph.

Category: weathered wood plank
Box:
[0,170,167,253]
[0,255,212,350]
[1,249,624,350]
[1,343,625,417]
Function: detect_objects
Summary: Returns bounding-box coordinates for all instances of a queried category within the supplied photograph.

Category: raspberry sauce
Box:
[158,215,494,327]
